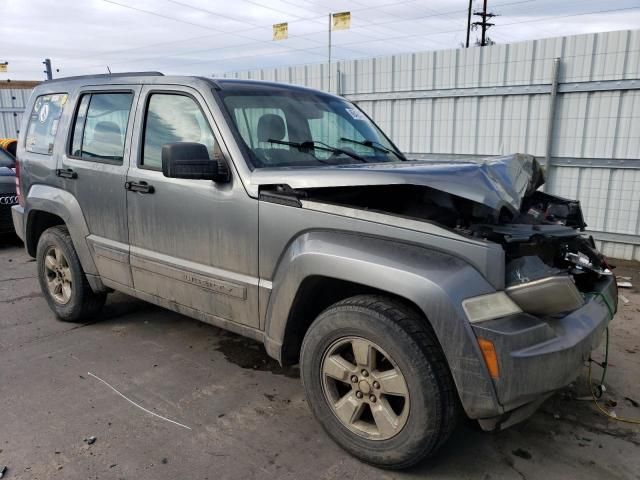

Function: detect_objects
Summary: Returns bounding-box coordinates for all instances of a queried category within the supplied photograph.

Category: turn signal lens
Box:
[477,337,500,379]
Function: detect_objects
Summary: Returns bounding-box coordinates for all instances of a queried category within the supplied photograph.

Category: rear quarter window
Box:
[25,93,68,155]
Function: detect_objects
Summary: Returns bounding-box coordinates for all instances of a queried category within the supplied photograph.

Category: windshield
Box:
[219,88,404,168]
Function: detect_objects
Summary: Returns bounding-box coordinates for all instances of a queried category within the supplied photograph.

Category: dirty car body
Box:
[12,74,616,467]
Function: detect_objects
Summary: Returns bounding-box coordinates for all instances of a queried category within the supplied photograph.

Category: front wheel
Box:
[300,295,459,469]
[36,225,106,322]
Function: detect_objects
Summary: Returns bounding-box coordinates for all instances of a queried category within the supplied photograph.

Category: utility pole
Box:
[43,58,53,80]
[465,0,472,48]
[328,13,332,91]
[472,0,496,47]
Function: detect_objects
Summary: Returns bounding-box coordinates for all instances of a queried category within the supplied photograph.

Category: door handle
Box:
[125,180,155,194]
[56,168,77,179]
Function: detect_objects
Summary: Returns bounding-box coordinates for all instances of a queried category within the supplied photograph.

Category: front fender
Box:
[25,184,99,278]
[264,230,503,418]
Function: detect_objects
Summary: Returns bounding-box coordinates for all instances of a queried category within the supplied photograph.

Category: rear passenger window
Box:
[70,92,133,162]
[142,93,217,170]
[25,94,68,155]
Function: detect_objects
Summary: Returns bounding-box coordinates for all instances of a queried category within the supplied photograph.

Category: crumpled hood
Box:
[251,153,544,213]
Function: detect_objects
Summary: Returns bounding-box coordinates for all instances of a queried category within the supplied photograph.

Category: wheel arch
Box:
[25,184,102,286]
[25,210,65,257]
[279,275,428,367]
[263,231,504,418]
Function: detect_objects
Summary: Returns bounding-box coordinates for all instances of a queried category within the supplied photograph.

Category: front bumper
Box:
[10,204,24,240]
[472,274,617,427]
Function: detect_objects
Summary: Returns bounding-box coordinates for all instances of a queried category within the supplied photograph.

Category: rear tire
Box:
[36,225,106,322]
[301,294,459,469]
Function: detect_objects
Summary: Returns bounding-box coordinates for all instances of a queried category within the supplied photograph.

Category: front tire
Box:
[36,225,106,322]
[301,295,458,469]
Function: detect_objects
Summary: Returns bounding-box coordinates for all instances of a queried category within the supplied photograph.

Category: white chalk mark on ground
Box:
[87,371,192,430]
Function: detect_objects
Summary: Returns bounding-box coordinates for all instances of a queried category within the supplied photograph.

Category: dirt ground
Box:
[1,236,639,480]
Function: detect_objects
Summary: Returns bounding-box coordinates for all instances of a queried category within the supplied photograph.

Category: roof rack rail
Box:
[43,71,164,84]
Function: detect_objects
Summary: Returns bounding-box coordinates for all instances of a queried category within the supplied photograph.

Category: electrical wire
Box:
[588,355,640,425]
[62,0,535,74]
[141,4,640,73]
[61,0,431,63]
[586,291,640,425]
[59,0,533,69]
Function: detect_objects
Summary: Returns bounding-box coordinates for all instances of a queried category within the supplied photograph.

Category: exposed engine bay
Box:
[259,156,612,318]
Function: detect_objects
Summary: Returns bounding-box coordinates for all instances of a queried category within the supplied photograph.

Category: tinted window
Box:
[25,93,68,155]
[70,93,133,162]
[142,94,216,170]
[70,95,90,157]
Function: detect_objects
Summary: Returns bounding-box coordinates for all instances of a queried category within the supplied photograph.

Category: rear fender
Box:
[25,184,100,279]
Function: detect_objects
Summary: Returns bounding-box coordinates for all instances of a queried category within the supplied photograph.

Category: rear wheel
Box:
[301,295,459,469]
[36,225,106,322]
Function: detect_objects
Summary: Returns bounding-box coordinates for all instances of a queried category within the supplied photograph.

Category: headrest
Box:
[93,121,122,138]
[257,113,285,142]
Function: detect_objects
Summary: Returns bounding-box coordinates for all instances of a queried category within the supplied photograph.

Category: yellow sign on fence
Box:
[0,64,8,73]
[332,12,351,30]
[273,23,288,41]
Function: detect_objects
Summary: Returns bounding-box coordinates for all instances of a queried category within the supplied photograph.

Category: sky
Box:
[1,0,639,80]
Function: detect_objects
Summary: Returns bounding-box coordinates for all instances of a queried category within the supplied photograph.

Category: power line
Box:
[59,0,497,66]
[147,4,640,73]
[57,0,423,67]
[93,0,378,66]
[57,1,639,76]
[63,0,531,72]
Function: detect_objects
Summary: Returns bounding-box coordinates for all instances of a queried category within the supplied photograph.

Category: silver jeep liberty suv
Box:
[12,72,616,469]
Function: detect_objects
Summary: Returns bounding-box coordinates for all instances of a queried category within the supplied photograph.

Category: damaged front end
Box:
[257,154,612,319]
[256,154,617,423]
[469,178,611,318]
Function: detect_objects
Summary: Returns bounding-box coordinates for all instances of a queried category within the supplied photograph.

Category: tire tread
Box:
[303,294,460,469]
[37,225,106,322]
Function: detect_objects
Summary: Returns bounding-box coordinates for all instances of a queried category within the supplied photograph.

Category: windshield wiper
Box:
[339,137,406,161]
[267,139,367,163]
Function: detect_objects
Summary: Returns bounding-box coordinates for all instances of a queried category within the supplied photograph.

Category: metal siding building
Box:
[0,86,32,139]
[225,29,640,260]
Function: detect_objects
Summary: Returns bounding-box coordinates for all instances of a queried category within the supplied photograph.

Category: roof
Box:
[214,77,321,91]
[41,71,164,85]
[27,73,339,100]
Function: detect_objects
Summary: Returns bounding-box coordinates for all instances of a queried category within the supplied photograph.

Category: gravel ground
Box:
[1,236,639,480]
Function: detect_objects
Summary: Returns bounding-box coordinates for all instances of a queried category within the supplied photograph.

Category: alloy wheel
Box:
[43,246,73,305]
[321,336,410,440]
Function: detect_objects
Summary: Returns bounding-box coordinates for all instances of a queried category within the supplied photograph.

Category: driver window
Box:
[142,93,217,170]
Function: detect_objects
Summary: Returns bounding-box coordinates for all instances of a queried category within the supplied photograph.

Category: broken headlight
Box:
[462,292,522,323]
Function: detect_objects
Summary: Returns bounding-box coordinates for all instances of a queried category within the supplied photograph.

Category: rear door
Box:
[125,85,260,329]
[59,86,140,287]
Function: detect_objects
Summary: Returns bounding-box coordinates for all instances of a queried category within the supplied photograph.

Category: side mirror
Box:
[161,142,223,181]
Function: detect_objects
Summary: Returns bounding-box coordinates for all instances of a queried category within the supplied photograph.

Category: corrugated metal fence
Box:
[0,86,32,139]
[2,30,639,259]
[225,29,640,260]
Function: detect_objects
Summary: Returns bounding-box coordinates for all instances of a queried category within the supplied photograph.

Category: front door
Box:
[60,86,140,287]
[125,85,259,329]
